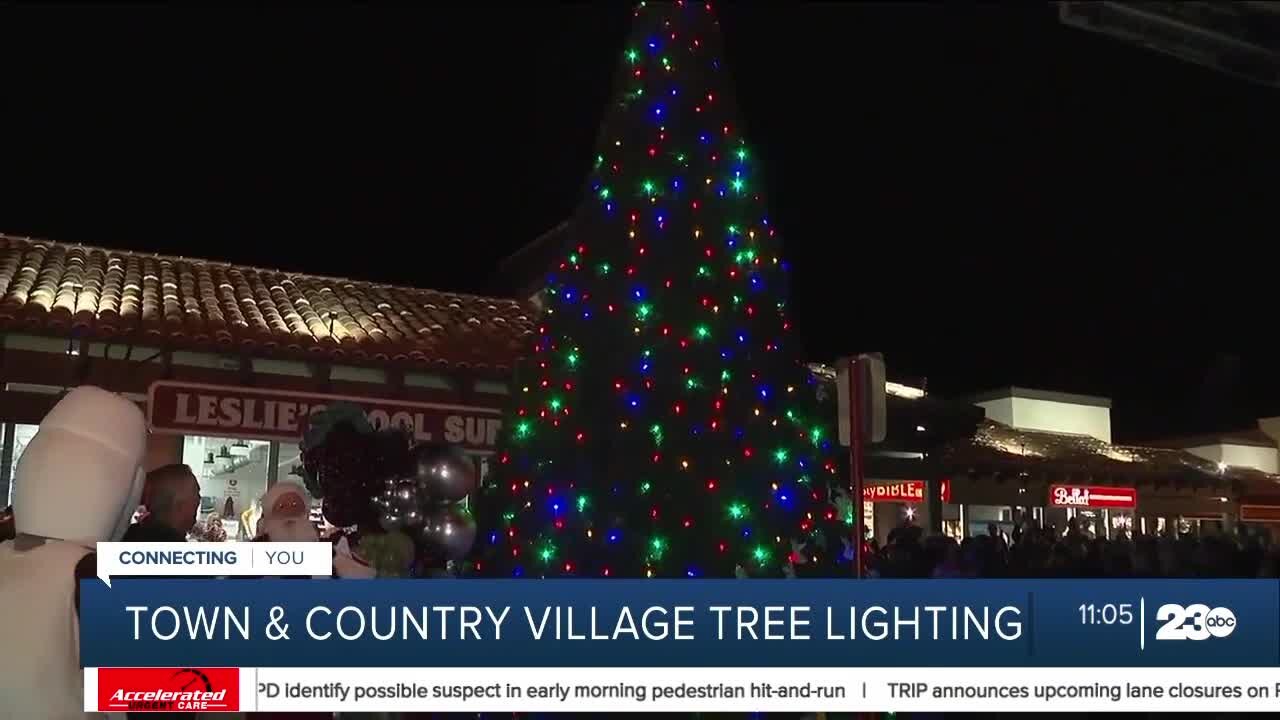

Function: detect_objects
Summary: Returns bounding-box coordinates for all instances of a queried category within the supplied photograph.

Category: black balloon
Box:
[418,504,477,561]
[372,428,413,479]
[374,476,424,533]
[311,422,380,528]
[411,444,478,503]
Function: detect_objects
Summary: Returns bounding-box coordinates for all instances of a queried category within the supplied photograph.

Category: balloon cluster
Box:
[300,402,478,571]
[372,444,478,563]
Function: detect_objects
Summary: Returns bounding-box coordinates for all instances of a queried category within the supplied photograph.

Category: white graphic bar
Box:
[1089,494,1132,503]
[95,542,331,587]
[87,667,1280,713]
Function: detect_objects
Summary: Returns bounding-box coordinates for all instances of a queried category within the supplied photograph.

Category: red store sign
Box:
[1240,505,1280,523]
[147,381,504,452]
[1049,484,1137,510]
[864,481,926,503]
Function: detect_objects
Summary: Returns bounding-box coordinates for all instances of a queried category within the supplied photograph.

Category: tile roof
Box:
[0,234,536,372]
[1236,468,1280,501]
[941,419,1240,487]
[810,363,1280,492]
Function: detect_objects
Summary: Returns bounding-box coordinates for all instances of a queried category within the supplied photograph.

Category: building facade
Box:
[0,234,534,538]
[815,379,1280,543]
[945,388,1280,540]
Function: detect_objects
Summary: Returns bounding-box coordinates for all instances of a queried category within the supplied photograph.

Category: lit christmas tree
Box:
[474,0,849,579]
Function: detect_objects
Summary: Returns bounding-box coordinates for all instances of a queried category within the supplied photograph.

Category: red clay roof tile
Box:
[0,234,535,372]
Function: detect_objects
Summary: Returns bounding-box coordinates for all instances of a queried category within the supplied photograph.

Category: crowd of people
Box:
[866,518,1279,579]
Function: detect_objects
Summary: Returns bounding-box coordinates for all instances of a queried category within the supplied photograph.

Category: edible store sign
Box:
[147,381,503,452]
[863,481,926,503]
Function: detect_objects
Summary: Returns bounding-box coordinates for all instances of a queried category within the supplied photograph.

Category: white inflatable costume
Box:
[0,386,147,720]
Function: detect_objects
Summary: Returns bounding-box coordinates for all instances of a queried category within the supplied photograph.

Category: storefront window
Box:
[1110,511,1134,535]
[275,442,313,497]
[1075,508,1101,538]
[182,436,271,541]
[1043,507,1068,535]
[6,424,39,507]
[941,503,962,540]
[966,504,1014,539]
[1197,518,1225,536]
[473,455,499,511]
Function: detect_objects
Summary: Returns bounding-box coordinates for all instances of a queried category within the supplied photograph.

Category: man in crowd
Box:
[123,464,201,542]
[0,386,148,719]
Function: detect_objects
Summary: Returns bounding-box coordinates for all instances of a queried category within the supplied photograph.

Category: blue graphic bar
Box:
[79,579,1278,668]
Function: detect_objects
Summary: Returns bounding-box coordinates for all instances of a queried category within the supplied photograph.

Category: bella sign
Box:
[147,381,503,452]
[1049,484,1137,509]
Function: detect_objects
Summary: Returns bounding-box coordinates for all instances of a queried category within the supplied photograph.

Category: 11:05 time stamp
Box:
[1078,599,1237,648]
[1079,603,1135,626]
[1078,599,1146,652]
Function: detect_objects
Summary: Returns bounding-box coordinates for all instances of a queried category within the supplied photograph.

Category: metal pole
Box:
[847,358,866,578]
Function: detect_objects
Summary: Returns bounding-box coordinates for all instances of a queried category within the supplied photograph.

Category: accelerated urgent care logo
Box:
[98,668,239,712]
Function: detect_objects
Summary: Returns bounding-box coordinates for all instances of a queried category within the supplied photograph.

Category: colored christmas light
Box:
[475,0,846,580]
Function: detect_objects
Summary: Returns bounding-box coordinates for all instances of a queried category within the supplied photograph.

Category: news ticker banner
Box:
[81,578,1273,668]
[82,666,1280,713]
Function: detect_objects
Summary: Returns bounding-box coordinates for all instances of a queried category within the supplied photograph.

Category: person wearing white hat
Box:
[254,482,318,544]
[0,386,148,720]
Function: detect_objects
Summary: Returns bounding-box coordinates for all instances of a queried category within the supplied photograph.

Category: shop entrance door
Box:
[1075,509,1103,539]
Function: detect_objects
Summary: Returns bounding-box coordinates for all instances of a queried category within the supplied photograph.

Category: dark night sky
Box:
[3,4,1279,441]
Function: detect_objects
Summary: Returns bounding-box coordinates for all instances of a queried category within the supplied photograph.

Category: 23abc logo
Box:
[1155,603,1237,640]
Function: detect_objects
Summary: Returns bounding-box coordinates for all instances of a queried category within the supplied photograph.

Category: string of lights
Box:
[475,0,849,579]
